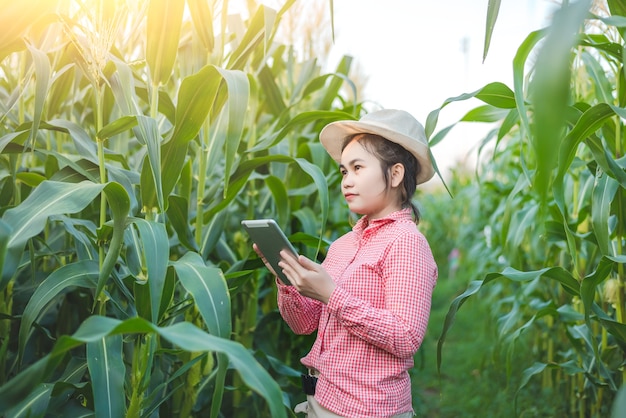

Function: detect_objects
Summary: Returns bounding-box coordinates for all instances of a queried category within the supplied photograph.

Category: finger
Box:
[279,250,300,269]
[296,255,318,271]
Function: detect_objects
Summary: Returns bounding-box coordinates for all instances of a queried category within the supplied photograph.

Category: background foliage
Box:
[0,0,357,416]
[5,0,626,417]
[428,0,626,416]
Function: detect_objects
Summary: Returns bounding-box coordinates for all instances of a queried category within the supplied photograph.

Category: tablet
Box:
[241,219,298,285]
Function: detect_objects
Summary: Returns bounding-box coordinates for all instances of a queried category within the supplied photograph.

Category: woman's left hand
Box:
[278,250,336,304]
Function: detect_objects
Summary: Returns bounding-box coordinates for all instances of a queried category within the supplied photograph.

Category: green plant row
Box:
[431,1,626,416]
[0,1,360,416]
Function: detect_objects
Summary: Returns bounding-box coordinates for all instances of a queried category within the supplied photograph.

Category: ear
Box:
[390,163,405,188]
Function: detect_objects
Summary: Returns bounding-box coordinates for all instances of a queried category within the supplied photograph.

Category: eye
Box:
[340,168,347,176]
[354,165,362,171]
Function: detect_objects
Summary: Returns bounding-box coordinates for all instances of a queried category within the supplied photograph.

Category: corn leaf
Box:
[215,68,249,197]
[25,43,51,149]
[95,182,131,302]
[166,195,198,251]
[172,252,231,339]
[227,6,272,70]
[130,219,169,323]
[591,172,618,256]
[87,335,126,418]
[529,1,591,199]
[146,0,185,86]
[0,316,288,418]
[134,115,164,212]
[186,0,214,52]
[483,0,501,62]
[1,181,105,287]
[18,260,99,362]
[265,175,289,225]
[143,65,222,211]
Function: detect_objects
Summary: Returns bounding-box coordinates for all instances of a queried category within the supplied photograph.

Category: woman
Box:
[256,109,438,417]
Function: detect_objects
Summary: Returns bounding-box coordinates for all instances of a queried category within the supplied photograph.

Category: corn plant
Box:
[433,0,626,416]
[0,0,359,416]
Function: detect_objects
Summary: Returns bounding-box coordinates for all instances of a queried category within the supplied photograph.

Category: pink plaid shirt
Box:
[277,208,438,417]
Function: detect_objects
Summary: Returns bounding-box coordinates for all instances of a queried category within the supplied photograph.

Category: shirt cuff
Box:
[326,285,347,312]
[276,277,298,294]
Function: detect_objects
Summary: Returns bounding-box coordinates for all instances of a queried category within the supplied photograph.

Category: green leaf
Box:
[214,68,249,197]
[512,29,546,141]
[515,362,548,413]
[226,6,274,70]
[591,171,618,256]
[489,266,580,296]
[203,155,290,218]
[437,265,580,373]
[97,115,138,142]
[109,58,141,116]
[581,256,626,322]
[475,81,515,108]
[144,65,223,211]
[319,55,353,110]
[45,119,98,161]
[18,260,99,362]
[247,110,355,153]
[6,383,53,417]
[265,175,289,225]
[425,82,514,140]
[580,50,614,104]
[460,105,510,123]
[294,157,329,251]
[201,210,228,260]
[0,316,288,418]
[95,182,131,302]
[1,181,104,287]
[557,104,615,184]
[258,65,286,116]
[186,0,214,52]
[483,0,501,62]
[437,280,482,372]
[172,252,231,338]
[553,103,616,264]
[25,43,51,149]
[166,195,198,251]
[87,335,126,418]
[529,0,591,199]
[612,384,626,418]
[0,220,10,289]
[146,0,185,86]
[134,115,164,212]
[129,218,169,323]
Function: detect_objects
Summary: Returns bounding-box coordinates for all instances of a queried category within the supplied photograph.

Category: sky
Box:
[324,0,558,188]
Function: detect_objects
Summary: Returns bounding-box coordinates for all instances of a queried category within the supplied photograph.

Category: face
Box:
[339,137,404,219]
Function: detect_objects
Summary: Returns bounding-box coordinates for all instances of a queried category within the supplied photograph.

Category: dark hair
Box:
[342,133,422,223]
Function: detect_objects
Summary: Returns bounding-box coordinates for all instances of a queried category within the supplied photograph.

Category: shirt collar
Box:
[352,207,413,236]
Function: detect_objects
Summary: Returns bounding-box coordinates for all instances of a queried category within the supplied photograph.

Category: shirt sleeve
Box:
[276,278,323,335]
[326,232,437,358]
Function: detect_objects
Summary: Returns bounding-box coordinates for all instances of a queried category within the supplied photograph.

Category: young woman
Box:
[255,109,438,417]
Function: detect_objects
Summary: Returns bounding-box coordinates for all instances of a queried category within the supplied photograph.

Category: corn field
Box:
[2,0,626,417]
[0,0,353,416]
[432,0,626,416]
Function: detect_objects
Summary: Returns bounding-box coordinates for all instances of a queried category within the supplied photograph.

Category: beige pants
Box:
[294,395,414,417]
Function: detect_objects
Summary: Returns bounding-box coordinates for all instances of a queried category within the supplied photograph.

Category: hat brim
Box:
[319,120,435,185]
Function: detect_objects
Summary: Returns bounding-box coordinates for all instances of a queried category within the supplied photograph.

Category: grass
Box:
[411,276,564,418]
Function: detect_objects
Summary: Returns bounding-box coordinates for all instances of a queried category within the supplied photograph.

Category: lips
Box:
[344,193,356,201]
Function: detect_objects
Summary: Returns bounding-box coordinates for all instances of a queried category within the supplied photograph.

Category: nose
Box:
[342,172,354,188]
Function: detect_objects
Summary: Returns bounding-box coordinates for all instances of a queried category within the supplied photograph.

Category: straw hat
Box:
[319,109,435,184]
